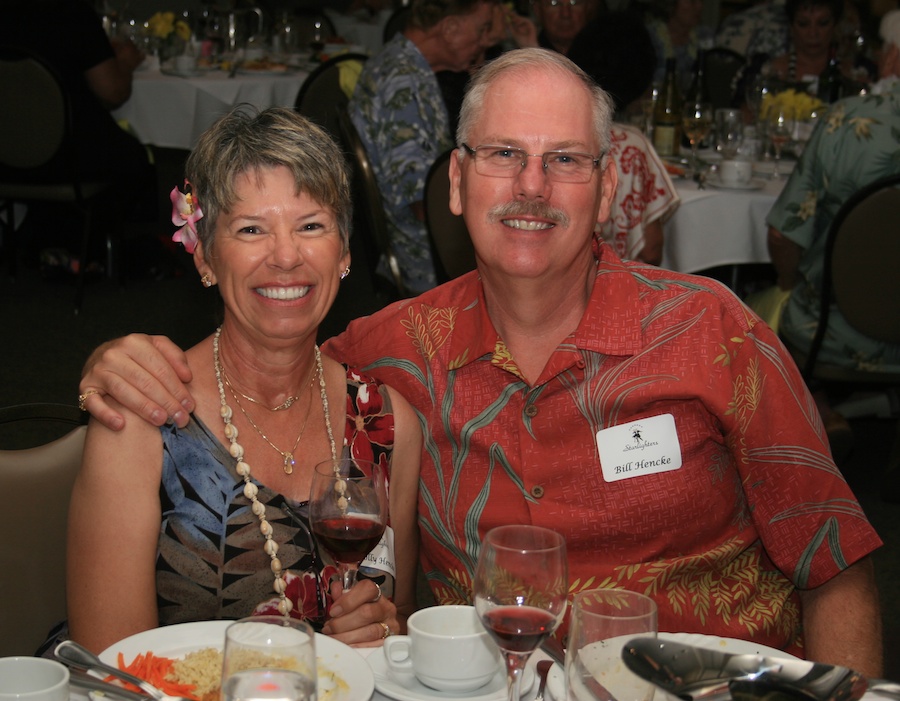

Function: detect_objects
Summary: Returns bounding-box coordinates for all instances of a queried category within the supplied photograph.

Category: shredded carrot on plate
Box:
[107,651,199,700]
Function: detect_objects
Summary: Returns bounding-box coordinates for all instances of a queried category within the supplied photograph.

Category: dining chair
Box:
[0,403,87,656]
[783,173,900,484]
[424,149,476,283]
[703,47,745,111]
[0,45,119,314]
[383,6,411,44]
[294,52,368,141]
[336,109,408,300]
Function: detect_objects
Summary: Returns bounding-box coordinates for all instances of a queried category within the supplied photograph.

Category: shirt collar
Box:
[447,240,645,375]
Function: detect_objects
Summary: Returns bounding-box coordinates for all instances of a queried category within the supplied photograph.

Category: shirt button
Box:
[576,359,586,369]
[524,404,539,418]
[531,485,545,498]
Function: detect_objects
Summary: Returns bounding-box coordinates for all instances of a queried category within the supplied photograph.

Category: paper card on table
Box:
[597,414,682,482]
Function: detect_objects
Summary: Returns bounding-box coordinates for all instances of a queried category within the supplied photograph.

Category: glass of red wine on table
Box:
[309,457,388,593]
[474,525,568,701]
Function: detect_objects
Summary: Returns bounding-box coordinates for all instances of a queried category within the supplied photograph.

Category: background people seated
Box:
[1,0,157,270]
[646,0,715,90]
[80,50,883,675]
[349,0,497,294]
[762,13,900,453]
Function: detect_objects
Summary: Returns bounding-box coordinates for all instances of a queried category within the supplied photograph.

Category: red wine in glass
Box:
[482,605,557,654]
[312,516,384,564]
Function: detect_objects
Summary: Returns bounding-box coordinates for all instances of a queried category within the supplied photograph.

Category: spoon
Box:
[54,640,194,701]
[534,660,553,701]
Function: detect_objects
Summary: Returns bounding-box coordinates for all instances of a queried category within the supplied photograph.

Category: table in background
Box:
[661,173,787,279]
[113,66,310,150]
[325,7,393,55]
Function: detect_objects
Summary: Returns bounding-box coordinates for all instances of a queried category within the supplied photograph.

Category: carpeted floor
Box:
[2,208,897,676]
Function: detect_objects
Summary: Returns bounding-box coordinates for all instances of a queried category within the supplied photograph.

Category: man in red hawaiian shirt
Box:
[79,49,883,674]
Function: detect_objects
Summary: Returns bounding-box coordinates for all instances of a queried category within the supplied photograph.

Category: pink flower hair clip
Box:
[170,180,204,253]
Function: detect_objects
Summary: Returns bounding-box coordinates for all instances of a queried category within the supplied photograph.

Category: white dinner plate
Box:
[706,175,766,190]
[97,620,374,701]
[545,632,799,701]
[753,160,796,176]
[367,646,535,701]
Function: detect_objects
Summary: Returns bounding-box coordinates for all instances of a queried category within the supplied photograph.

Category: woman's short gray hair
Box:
[186,106,352,254]
[456,48,615,159]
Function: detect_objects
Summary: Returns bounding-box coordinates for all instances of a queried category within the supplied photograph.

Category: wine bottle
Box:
[653,57,682,158]
[819,43,842,103]
[683,49,709,147]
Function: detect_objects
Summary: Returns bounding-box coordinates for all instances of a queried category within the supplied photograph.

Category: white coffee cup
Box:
[0,657,70,701]
[383,605,502,692]
[719,159,753,185]
[174,54,197,73]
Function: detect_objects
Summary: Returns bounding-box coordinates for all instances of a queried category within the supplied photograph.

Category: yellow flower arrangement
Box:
[760,89,824,121]
[147,11,191,41]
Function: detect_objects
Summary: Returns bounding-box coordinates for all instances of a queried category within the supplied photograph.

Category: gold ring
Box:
[78,389,100,411]
[370,583,383,603]
[379,622,391,639]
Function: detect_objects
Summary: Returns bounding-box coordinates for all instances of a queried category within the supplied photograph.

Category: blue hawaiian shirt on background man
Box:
[349,34,453,293]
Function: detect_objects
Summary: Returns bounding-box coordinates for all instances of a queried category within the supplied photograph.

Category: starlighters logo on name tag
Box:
[597,414,683,482]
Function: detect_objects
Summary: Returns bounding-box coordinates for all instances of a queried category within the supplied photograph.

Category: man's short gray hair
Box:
[456,48,615,158]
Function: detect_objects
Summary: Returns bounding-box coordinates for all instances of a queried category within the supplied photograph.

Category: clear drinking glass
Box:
[565,590,658,701]
[474,525,568,701]
[308,457,388,592]
[681,101,713,172]
[769,107,795,178]
[221,616,317,701]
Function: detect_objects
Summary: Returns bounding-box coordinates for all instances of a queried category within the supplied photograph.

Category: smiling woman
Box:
[62,107,422,655]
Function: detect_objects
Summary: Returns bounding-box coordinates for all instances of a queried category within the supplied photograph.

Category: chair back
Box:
[703,47,745,111]
[0,404,87,656]
[0,46,67,170]
[295,52,368,141]
[424,149,475,282]
[803,172,900,378]
[383,6,411,43]
[336,109,408,297]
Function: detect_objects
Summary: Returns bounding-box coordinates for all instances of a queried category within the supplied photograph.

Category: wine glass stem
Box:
[773,146,782,177]
[339,563,358,592]
[502,652,529,701]
[691,143,699,171]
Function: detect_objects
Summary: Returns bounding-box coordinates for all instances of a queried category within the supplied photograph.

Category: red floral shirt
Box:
[325,241,881,654]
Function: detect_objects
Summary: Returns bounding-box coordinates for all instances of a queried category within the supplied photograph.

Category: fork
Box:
[55,640,195,701]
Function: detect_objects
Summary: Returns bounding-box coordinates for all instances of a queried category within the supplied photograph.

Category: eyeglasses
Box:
[537,0,588,9]
[461,143,602,183]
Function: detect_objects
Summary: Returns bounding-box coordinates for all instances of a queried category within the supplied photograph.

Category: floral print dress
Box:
[155,367,395,629]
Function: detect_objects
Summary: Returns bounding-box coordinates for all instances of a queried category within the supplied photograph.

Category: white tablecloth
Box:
[661,176,787,275]
[113,66,310,150]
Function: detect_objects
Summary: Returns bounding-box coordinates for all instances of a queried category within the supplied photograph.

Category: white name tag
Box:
[597,414,683,482]
[361,525,396,577]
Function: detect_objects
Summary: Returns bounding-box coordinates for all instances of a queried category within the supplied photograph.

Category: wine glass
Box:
[769,107,795,178]
[308,457,388,592]
[474,525,568,701]
[681,101,713,173]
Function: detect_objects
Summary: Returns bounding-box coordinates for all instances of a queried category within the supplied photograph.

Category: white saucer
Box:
[706,175,766,190]
[367,647,535,701]
[753,159,796,176]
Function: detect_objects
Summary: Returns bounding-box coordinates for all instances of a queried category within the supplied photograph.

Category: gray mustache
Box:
[487,201,570,228]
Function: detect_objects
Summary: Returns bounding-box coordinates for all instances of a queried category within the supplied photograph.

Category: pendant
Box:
[283,453,295,475]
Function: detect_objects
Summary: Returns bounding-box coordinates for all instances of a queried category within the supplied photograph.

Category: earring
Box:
[201,273,212,288]
[340,266,350,280]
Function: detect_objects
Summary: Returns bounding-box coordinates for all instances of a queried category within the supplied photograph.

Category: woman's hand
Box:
[79,334,195,431]
[321,580,403,647]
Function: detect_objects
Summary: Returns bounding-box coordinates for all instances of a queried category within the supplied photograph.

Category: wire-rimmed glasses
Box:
[461,143,602,183]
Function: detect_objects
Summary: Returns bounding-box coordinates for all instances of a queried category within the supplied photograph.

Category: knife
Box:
[69,672,152,701]
[621,637,900,701]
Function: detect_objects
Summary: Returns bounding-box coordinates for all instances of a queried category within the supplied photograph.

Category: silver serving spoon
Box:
[55,640,195,701]
[534,660,554,701]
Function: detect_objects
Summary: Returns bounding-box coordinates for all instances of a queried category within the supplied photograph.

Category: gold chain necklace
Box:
[213,326,338,618]
[223,366,311,412]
